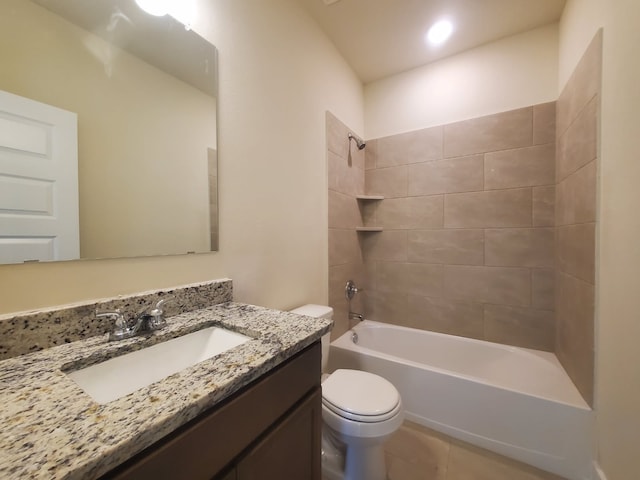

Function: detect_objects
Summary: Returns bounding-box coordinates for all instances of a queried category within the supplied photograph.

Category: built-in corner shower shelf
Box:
[355,195,384,232]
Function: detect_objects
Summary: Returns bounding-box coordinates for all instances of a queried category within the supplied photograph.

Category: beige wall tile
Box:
[364,260,377,291]
[533,102,556,145]
[406,196,445,229]
[365,165,408,198]
[376,132,409,167]
[326,111,350,158]
[553,33,599,409]
[556,96,598,182]
[408,229,484,265]
[359,199,379,226]
[348,141,366,171]
[532,186,555,227]
[408,155,484,196]
[555,271,595,406]
[407,294,484,339]
[376,196,444,230]
[556,31,602,136]
[329,262,366,339]
[532,268,555,310]
[485,144,555,190]
[360,230,408,262]
[364,289,408,324]
[443,107,533,158]
[328,150,365,196]
[328,228,361,266]
[375,126,443,168]
[485,228,554,268]
[405,126,443,164]
[445,188,532,228]
[555,160,597,226]
[443,265,531,306]
[328,190,362,229]
[375,262,444,298]
[557,223,596,284]
[484,304,555,351]
[365,138,378,170]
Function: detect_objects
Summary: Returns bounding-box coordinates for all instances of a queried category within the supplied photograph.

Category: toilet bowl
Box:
[290,305,404,480]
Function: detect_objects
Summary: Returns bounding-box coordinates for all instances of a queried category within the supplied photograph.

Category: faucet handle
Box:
[345,280,362,301]
[96,309,127,329]
[150,297,173,315]
[146,297,173,330]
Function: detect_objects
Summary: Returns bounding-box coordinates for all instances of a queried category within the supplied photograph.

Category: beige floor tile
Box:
[324,421,567,480]
[446,441,566,480]
[387,452,446,480]
[385,423,450,479]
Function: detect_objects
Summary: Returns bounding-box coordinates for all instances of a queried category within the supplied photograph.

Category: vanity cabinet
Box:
[103,342,321,480]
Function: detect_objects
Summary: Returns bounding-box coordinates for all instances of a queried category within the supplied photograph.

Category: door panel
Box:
[0,89,78,263]
[237,388,322,480]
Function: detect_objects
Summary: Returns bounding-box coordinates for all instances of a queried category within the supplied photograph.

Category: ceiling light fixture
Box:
[135,0,197,29]
[135,0,169,17]
[426,19,454,46]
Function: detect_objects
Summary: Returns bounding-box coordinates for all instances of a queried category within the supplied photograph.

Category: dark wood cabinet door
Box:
[214,468,236,480]
[237,387,322,480]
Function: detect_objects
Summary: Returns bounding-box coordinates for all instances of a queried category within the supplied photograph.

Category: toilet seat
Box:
[322,369,401,423]
[323,396,402,423]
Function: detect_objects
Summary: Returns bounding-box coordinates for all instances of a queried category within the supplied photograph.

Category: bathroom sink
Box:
[66,326,251,404]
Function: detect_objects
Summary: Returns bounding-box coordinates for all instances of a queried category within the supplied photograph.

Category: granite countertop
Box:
[0,302,332,480]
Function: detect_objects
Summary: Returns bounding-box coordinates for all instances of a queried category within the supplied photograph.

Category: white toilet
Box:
[291,305,404,480]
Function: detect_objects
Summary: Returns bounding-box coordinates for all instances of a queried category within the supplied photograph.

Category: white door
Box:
[0,90,79,264]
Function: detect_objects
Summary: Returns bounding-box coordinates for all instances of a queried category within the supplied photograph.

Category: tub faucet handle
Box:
[345,280,362,301]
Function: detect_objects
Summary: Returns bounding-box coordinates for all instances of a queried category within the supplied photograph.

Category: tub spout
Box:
[349,311,364,322]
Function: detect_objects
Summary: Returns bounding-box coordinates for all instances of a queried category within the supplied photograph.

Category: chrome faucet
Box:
[345,280,365,322]
[97,298,172,341]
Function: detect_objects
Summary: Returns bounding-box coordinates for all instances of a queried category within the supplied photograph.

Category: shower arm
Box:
[348,133,366,150]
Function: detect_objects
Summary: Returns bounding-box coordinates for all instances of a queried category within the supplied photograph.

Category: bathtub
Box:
[327,320,593,480]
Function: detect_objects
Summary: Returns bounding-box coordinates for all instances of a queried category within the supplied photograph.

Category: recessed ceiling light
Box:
[426,19,454,46]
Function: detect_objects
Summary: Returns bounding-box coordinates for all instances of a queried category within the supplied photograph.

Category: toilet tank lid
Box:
[290,304,333,319]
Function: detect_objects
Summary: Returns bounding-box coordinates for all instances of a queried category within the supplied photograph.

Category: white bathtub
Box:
[327,320,593,480]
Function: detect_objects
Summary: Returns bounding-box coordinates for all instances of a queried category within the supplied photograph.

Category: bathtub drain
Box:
[351,332,358,344]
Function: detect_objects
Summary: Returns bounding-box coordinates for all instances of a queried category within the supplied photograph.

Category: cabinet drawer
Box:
[104,342,321,480]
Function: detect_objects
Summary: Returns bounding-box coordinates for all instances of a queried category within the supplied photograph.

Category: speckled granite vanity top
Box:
[0,302,331,479]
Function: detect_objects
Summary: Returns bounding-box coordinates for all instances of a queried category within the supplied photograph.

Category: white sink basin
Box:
[66,326,251,404]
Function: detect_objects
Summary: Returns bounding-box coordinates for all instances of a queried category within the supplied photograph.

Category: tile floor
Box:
[383,421,566,480]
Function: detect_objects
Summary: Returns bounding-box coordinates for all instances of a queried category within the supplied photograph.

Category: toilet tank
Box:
[290,304,333,372]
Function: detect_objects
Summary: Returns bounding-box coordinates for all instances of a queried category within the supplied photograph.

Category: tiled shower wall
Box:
[554,31,601,406]
[327,33,599,404]
[361,105,557,351]
[327,112,366,340]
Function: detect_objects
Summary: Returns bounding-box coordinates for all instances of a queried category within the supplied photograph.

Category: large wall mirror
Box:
[0,0,218,265]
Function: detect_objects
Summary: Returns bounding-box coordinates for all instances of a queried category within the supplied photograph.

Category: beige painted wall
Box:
[560,1,640,478]
[0,0,216,259]
[0,0,363,314]
[364,24,559,139]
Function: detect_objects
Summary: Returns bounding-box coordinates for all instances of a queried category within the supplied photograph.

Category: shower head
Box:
[348,133,366,150]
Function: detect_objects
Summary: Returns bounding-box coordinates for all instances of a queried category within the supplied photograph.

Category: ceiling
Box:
[295,0,567,84]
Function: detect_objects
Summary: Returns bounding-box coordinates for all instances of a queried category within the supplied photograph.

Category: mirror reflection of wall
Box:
[0,0,218,264]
